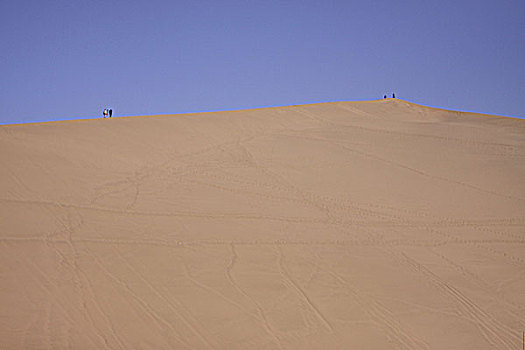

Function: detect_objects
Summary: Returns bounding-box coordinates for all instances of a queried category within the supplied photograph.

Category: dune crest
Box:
[1,100,524,349]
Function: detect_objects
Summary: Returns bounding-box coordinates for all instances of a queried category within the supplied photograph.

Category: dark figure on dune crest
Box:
[384,95,387,99]
[102,108,113,118]
[393,93,396,98]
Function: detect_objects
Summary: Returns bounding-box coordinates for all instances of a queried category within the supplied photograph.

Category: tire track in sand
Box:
[400,252,518,349]
[309,248,429,350]
[277,246,334,334]
[225,243,283,349]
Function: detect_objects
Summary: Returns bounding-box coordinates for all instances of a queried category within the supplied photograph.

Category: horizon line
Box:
[1,98,523,127]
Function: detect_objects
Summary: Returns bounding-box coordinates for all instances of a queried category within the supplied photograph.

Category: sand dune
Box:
[1,99,524,349]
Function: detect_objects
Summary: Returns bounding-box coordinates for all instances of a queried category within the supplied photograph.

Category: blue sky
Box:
[1,0,524,124]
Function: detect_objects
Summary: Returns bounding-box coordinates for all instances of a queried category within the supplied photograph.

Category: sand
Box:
[1,99,524,349]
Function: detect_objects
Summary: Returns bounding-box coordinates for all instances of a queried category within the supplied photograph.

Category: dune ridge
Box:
[1,99,524,349]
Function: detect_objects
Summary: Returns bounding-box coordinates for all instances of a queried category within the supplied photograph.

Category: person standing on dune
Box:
[103,108,108,118]
[109,109,112,118]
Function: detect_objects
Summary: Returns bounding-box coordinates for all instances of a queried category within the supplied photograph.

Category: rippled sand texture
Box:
[1,99,524,349]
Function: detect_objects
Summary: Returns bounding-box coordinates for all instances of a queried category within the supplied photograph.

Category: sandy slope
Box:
[1,99,524,349]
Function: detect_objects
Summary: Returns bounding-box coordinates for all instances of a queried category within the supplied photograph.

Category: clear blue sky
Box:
[1,0,524,124]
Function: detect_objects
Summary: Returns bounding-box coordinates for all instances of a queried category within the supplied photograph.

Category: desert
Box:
[1,99,524,349]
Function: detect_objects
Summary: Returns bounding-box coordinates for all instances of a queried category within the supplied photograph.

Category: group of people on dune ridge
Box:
[103,108,113,118]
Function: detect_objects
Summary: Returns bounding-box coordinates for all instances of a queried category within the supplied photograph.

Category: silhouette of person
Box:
[393,93,396,98]
[103,108,108,118]
[109,109,112,118]
[384,95,387,99]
